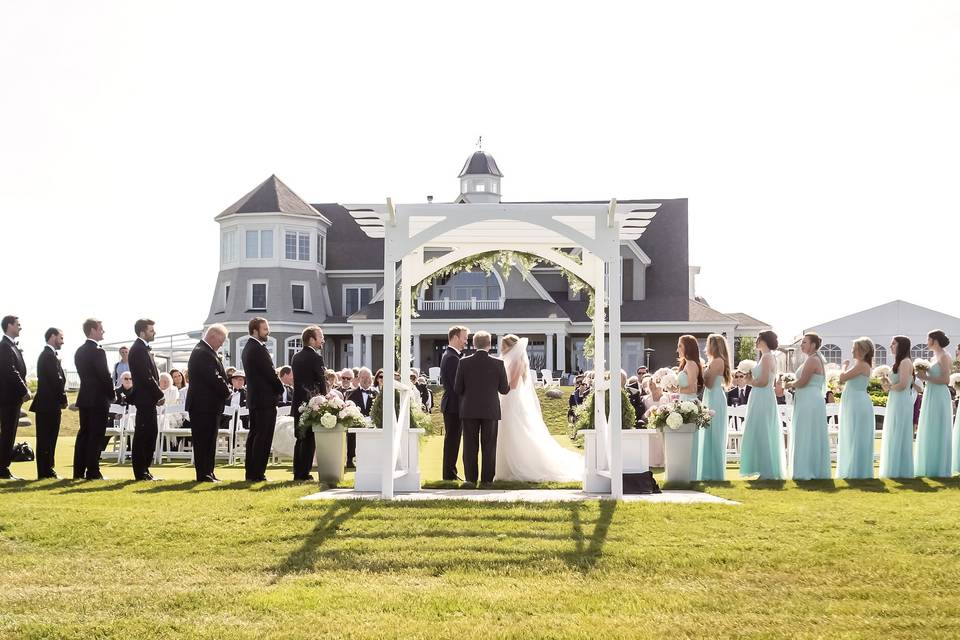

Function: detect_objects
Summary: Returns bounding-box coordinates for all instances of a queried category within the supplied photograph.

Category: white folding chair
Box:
[540,369,560,389]
[230,406,250,465]
[101,404,126,462]
[826,403,840,460]
[428,367,441,384]
[215,408,234,461]
[157,403,193,463]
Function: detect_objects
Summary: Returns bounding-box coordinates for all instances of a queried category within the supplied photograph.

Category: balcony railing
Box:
[417,298,503,311]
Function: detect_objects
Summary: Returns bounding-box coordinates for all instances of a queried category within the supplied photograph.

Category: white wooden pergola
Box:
[347,200,659,499]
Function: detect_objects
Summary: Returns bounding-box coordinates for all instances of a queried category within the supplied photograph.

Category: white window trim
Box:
[342,283,376,317]
[245,228,275,260]
[248,279,269,311]
[235,335,277,367]
[222,281,232,312]
[285,336,303,365]
[284,229,312,262]
[291,281,311,312]
[318,233,327,268]
[221,229,237,265]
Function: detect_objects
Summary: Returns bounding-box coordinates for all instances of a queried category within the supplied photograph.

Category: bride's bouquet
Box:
[645,398,713,431]
[736,359,756,375]
[913,359,931,376]
[297,392,366,437]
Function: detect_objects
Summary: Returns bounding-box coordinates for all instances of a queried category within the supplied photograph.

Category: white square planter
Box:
[349,428,426,492]
[581,429,659,493]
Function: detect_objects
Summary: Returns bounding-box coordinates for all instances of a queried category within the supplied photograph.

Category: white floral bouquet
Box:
[645,398,713,431]
[652,367,680,392]
[871,365,893,381]
[949,373,960,393]
[913,359,931,377]
[781,373,797,390]
[297,392,366,437]
[737,360,756,375]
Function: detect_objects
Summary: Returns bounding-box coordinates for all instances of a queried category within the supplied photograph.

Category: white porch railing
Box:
[417,298,503,311]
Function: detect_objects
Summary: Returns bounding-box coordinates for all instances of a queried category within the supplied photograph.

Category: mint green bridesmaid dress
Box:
[879,372,915,478]
[953,400,960,476]
[740,358,785,479]
[915,362,952,477]
[788,364,830,480]
[837,372,875,479]
[697,373,728,481]
[678,370,700,474]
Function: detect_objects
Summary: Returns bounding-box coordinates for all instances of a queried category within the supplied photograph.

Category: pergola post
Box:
[607,249,623,499]
[381,226,399,499]
[592,252,606,457]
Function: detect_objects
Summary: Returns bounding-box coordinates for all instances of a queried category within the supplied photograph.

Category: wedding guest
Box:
[374,369,384,391]
[73,318,113,480]
[774,377,787,405]
[338,368,355,394]
[185,324,231,482]
[129,318,163,481]
[324,371,343,399]
[241,317,284,482]
[0,315,29,480]
[112,346,130,386]
[740,331,785,480]
[915,330,953,477]
[225,371,248,430]
[29,327,67,479]
[879,336,915,478]
[568,377,587,423]
[727,371,751,406]
[159,373,180,406]
[345,368,379,467]
[291,325,327,481]
[410,369,431,411]
[278,366,294,406]
[836,338,876,479]
[170,369,186,390]
[440,325,469,481]
[788,332,831,480]
[697,334,730,481]
[115,371,134,406]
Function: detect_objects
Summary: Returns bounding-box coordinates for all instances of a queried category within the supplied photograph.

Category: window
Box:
[245,229,273,259]
[285,231,310,261]
[317,234,326,267]
[235,335,277,367]
[434,270,501,301]
[911,343,933,360]
[222,282,231,311]
[221,230,236,262]
[475,183,486,192]
[873,344,887,366]
[285,337,302,365]
[249,281,267,310]
[291,283,307,311]
[820,344,842,365]
[344,285,375,316]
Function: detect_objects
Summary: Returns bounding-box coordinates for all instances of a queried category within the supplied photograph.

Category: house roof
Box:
[804,299,960,335]
[688,299,739,324]
[726,312,771,329]
[217,175,328,221]
[458,151,503,178]
[312,203,385,270]
[349,299,569,321]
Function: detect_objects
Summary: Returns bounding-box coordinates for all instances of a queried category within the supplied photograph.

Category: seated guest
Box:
[410,369,431,410]
[170,369,186,390]
[567,377,588,422]
[159,372,180,406]
[223,371,248,430]
[324,370,343,399]
[338,368,355,394]
[374,368,384,391]
[727,371,752,406]
[115,372,134,407]
[278,366,294,406]
[774,376,787,405]
[345,367,378,468]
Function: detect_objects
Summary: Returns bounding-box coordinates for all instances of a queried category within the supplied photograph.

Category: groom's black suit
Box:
[454,350,510,484]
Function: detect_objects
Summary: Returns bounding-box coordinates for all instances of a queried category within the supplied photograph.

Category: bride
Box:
[495,335,583,482]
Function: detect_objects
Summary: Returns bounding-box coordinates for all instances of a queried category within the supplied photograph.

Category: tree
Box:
[735,336,757,365]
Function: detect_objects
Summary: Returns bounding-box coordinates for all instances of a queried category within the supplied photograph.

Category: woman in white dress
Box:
[494,335,583,482]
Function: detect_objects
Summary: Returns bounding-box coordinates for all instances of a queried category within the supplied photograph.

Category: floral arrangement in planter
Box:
[296,392,366,437]
[644,398,713,431]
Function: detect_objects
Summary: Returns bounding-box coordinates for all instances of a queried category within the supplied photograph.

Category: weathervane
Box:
[476,135,482,150]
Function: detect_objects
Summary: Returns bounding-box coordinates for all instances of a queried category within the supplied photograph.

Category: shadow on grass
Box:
[890,478,942,492]
[0,479,76,493]
[745,480,788,491]
[272,501,365,581]
[563,500,616,573]
[794,479,840,492]
[841,479,889,493]
[58,479,139,494]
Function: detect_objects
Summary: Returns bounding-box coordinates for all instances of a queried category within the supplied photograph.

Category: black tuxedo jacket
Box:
[439,345,462,415]
[291,347,327,423]
[346,386,378,416]
[727,385,752,406]
[30,347,66,413]
[129,339,162,409]
[0,337,28,405]
[453,350,510,420]
[185,340,231,415]
[75,340,114,409]
[241,338,284,410]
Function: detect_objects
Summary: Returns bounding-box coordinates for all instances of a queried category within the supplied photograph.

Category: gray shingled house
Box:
[206,150,769,373]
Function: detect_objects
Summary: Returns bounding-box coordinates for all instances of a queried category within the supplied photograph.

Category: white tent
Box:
[347,200,659,498]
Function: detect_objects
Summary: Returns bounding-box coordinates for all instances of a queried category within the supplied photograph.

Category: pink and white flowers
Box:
[645,398,713,431]
[298,392,366,436]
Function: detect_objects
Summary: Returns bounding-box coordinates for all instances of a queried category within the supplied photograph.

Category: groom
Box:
[453,330,510,486]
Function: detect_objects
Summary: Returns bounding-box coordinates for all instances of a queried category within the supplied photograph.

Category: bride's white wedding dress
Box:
[494,338,583,482]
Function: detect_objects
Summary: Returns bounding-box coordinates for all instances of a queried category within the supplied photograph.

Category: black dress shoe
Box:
[85,474,107,480]
[293,474,314,481]
[0,472,21,481]
[254,476,268,482]
[197,475,219,483]
[39,472,61,480]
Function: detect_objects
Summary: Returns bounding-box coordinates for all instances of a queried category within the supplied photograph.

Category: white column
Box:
[592,253,606,444]
[351,327,361,368]
[412,333,421,371]
[363,334,373,369]
[546,333,554,371]
[381,255,397,499]
[608,252,624,499]
[555,332,566,373]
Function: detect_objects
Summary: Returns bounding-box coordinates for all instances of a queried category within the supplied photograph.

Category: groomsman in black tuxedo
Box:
[0,315,30,480]
[74,318,114,480]
[241,317,284,481]
[454,330,510,486]
[185,324,231,482]
[291,325,327,481]
[440,325,469,481]
[128,318,163,480]
[30,327,68,479]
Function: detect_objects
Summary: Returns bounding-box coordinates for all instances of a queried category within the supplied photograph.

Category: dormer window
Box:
[475,183,486,192]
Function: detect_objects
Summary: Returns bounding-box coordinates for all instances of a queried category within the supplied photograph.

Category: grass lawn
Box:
[2,390,960,637]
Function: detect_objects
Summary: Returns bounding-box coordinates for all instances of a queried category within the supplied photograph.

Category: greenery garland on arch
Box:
[392,250,600,365]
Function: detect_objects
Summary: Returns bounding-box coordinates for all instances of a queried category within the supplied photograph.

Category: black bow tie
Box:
[146,345,152,351]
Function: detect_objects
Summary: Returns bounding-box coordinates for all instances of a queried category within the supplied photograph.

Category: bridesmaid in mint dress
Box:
[788,333,831,480]
[915,330,953,477]
[837,337,876,479]
[879,336,915,478]
[697,334,731,481]
[676,335,704,475]
[740,331,785,480]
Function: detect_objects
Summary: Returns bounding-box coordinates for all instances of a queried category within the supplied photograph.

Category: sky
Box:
[2,1,959,370]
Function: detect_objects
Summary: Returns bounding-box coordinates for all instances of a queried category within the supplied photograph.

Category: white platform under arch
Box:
[346,200,660,499]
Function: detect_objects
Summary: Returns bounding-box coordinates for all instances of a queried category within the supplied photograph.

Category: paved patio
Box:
[302,488,739,505]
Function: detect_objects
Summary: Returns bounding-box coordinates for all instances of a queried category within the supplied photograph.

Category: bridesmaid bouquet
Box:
[736,360,756,375]
[780,373,797,390]
[871,365,893,381]
[824,365,843,395]
[913,360,931,377]
[645,398,713,431]
[949,373,960,393]
[652,368,680,392]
